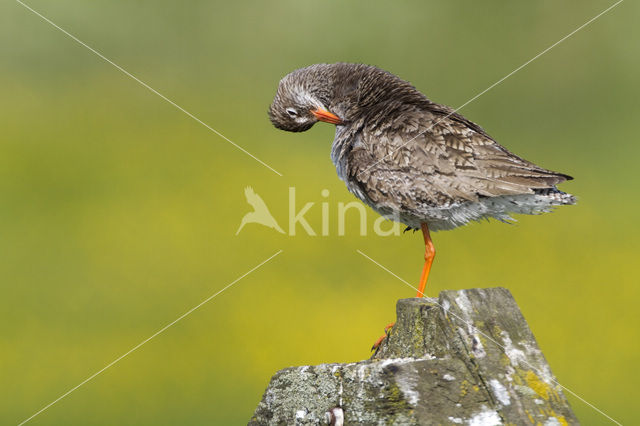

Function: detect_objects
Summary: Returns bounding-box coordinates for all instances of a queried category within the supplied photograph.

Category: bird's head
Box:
[268,65,343,133]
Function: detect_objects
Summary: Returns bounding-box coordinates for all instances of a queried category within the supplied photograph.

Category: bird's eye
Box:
[286,108,298,117]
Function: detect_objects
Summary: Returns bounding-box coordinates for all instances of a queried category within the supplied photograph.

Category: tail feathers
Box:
[533,187,577,205]
[479,187,576,222]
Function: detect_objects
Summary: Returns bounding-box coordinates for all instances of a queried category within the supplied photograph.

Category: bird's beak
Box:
[312,108,342,125]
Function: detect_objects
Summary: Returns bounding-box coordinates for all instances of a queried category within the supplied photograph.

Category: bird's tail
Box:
[235,217,248,235]
[533,187,577,205]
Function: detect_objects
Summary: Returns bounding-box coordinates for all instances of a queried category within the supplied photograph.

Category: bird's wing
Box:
[351,104,572,209]
[244,186,268,211]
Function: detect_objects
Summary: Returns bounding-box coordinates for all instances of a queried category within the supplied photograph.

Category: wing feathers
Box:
[355,104,572,207]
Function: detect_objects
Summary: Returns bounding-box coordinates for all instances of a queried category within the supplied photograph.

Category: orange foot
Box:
[371,322,396,352]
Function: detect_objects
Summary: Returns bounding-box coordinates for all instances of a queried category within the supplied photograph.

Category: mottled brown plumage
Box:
[269,63,575,232]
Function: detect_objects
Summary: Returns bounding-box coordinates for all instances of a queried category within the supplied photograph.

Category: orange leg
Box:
[416,223,435,298]
[372,224,435,351]
[371,322,396,352]
[371,334,386,351]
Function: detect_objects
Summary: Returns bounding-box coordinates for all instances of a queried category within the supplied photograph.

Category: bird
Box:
[268,62,575,316]
[236,186,285,235]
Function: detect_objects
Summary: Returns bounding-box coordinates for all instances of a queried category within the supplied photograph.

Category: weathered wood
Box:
[250,287,578,425]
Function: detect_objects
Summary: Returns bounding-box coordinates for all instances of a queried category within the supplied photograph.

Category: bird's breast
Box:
[330,128,353,184]
[330,127,383,211]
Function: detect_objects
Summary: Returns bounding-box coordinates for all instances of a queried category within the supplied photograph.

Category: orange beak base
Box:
[312,108,342,125]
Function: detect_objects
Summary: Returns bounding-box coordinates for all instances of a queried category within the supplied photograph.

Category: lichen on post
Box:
[250,287,578,425]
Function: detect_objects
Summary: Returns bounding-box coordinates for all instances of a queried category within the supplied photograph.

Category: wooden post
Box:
[250,287,578,425]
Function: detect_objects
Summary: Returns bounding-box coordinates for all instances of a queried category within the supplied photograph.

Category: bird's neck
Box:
[326,64,428,124]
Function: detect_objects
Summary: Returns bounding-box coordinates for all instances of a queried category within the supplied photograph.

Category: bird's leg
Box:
[416,223,435,298]
[371,322,396,352]
[372,224,435,351]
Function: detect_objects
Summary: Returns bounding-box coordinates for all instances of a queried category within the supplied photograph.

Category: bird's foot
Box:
[402,226,419,234]
[371,322,395,352]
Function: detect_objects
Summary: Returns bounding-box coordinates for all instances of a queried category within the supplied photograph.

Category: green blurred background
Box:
[2,0,638,424]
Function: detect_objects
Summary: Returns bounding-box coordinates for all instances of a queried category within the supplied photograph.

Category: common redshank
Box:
[269,63,575,300]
